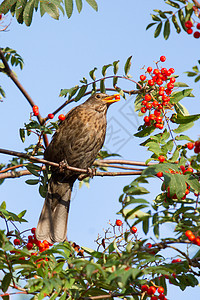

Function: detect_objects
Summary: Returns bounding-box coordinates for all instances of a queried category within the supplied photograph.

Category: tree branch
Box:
[0,48,49,147]
[0,148,144,180]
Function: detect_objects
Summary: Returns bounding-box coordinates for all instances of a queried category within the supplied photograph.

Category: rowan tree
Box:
[0,0,200,299]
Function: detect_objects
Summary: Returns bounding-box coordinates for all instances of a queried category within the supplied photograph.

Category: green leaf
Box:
[85,0,98,11]
[178,9,186,31]
[154,22,162,38]
[151,14,161,21]
[134,125,155,137]
[171,113,200,124]
[163,19,170,40]
[165,0,180,8]
[102,64,112,77]
[173,122,194,133]
[194,74,200,82]
[23,0,35,26]
[142,215,150,234]
[174,102,189,116]
[146,22,157,30]
[65,0,73,18]
[124,56,132,76]
[0,0,17,14]
[75,0,82,13]
[25,179,39,185]
[89,67,97,80]
[19,128,25,142]
[100,79,105,93]
[0,201,6,209]
[75,85,87,101]
[15,0,27,22]
[1,273,12,292]
[40,1,59,19]
[170,89,193,104]
[113,60,119,75]
[172,14,181,33]
[185,72,197,77]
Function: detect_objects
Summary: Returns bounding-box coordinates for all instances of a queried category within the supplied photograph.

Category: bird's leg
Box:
[86,167,96,178]
[59,159,69,173]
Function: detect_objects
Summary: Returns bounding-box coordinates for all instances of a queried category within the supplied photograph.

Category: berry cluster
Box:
[185,21,200,38]
[13,227,52,254]
[141,285,167,300]
[115,219,137,234]
[139,56,175,130]
[187,141,200,153]
[185,230,200,246]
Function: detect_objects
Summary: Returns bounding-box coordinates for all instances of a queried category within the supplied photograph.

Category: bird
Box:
[36,93,120,243]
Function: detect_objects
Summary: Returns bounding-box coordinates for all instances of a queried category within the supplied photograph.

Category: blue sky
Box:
[1,0,200,299]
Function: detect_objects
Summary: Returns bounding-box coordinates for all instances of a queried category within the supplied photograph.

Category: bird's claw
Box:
[87,167,96,178]
[59,160,68,173]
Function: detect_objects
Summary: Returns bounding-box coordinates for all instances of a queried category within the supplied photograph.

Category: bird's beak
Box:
[102,94,120,104]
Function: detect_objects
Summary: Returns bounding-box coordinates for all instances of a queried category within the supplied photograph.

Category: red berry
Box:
[185,230,193,237]
[152,100,159,108]
[158,155,165,163]
[141,285,148,292]
[14,238,21,246]
[165,89,172,95]
[197,23,200,30]
[169,68,175,74]
[157,79,163,86]
[147,286,157,295]
[185,20,193,28]
[153,69,160,75]
[145,94,151,101]
[156,116,163,124]
[58,114,65,121]
[146,103,152,110]
[149,114,156,121]
[157,287,164,294]
[154,110,161,117]
[48,113,54,119]
[186,21,193,28]
[141,107,147,113]
[144,116,150,123]
[147,67,153,73]
[160,56,166,62]
[140,75,146,81]
[167,82,174,89]
[186,167,193,173]
[194,31,200,39]
[31,227,36,234]
[130,226,137,234]
[115,219,122,226]
[188,234,196,241]
[33,105,39,116]
[187,142,194,150]
[161,68,167,74]
[158,294,166,300]
[194,237,200,246]
[0,14,2,20]
[146,243,152,248]
[170,77,176,83]
[157,123,164,130]
[148,79,154,86]
[176,258,182,262]
[157,171,163,177]
[142,100,147,106]
[27,242,33,250]
[115,95,121,100]
[151,296,158,300]
[187,28,193,34]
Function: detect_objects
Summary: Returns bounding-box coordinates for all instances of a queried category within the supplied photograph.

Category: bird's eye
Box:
[96,94,101,99]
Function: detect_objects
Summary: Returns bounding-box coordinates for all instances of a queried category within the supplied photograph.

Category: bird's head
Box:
[85,93,120,112]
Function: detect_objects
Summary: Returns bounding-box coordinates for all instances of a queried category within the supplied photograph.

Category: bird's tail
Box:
[36,174,77,244]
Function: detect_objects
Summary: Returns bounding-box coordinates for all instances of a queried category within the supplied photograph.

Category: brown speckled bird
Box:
[36,93,120,243]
